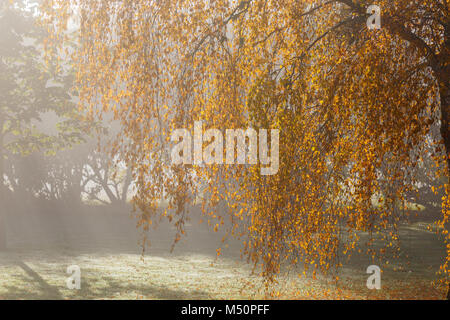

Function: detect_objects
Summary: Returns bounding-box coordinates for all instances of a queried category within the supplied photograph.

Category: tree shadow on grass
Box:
[0,260,63,300]
[0,263,210,300]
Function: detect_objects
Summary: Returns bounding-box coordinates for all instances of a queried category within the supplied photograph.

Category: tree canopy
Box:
[41,0,449,287]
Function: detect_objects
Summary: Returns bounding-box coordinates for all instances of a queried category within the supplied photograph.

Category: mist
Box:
[0,0,448,301]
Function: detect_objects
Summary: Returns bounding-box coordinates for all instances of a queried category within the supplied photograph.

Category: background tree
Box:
[80,143,133,206]
[0,1,83,249]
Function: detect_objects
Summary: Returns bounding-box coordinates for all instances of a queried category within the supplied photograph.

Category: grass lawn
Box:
[0,207,447,300]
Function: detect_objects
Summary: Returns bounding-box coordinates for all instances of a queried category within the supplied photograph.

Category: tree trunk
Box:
[442,93,450,300]
[436,28,450,299]
[441,83,450,299]
[121,166,132,202]
[437,71,450,180]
